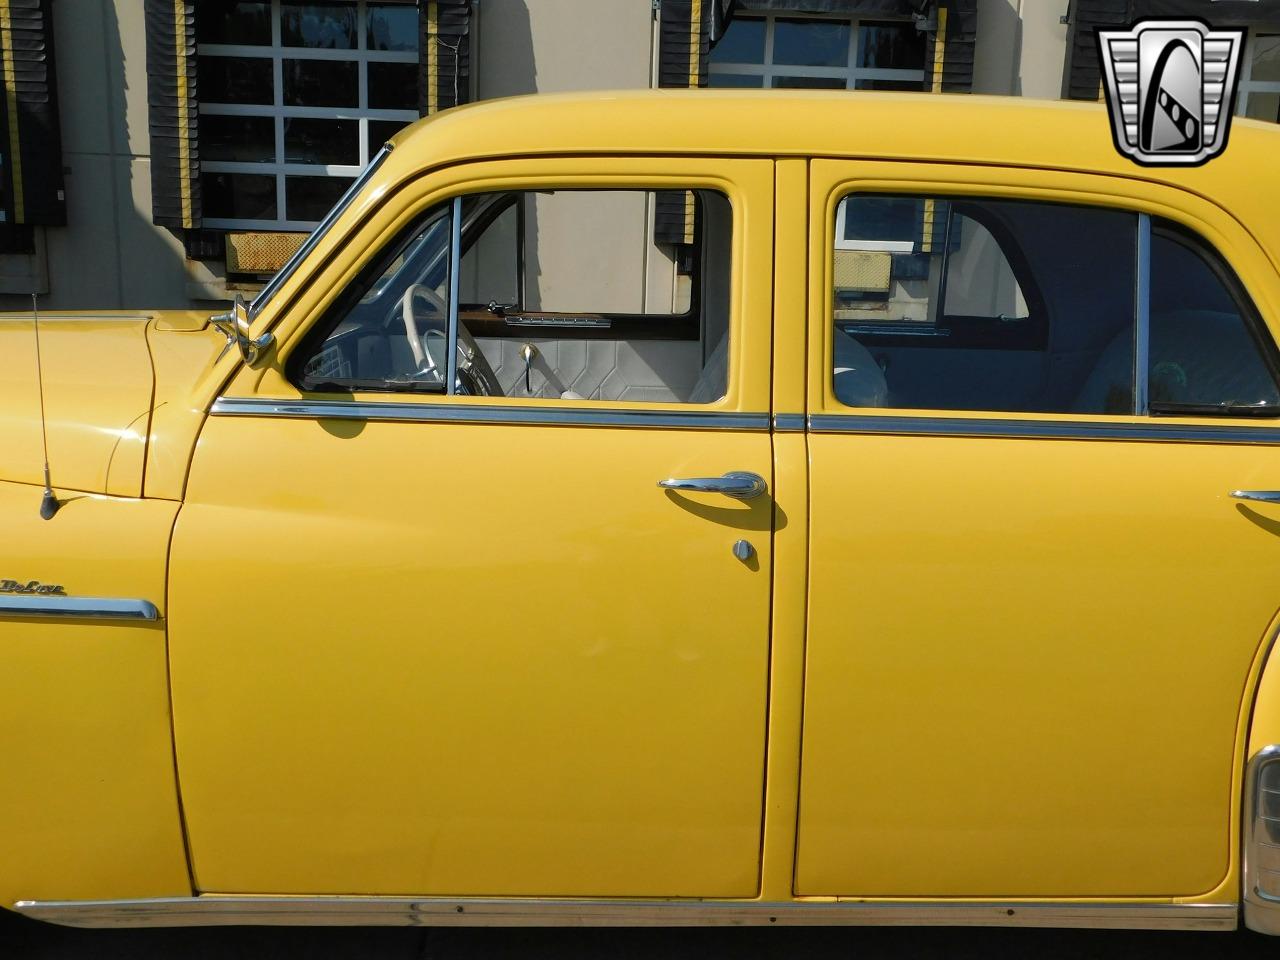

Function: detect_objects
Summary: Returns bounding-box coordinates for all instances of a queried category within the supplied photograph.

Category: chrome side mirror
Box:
[211,293,274,365]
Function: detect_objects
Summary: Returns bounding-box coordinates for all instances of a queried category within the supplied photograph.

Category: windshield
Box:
[249,144,394,321]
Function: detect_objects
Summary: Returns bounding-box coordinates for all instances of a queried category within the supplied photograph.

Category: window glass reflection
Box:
[281,3,357,48]
[197,1,271,45]
[773,19,849,67]
[1252,35,1280,82]
[369,61,420,110]
[284,59,358,106]
[203,172,277,221]
[368,4,419,51]
[772,75,845,89]
[858,22,926,70]
[710,17,765,64]
[287,175,355,222]
[200,56,273,105]
[284,118,360,165]
[202,115,275,163]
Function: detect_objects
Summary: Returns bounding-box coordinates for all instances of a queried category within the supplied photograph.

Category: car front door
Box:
[796,160,1280,899]
[168,156,777,898]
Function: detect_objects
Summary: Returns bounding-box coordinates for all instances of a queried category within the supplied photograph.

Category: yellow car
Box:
[4,90,1280,934]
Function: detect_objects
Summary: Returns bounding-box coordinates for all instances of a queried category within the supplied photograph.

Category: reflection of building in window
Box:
[832,197,1026,330]
[197,1,420,230]
[708,14,925,91]
[835,196,918,252]
[1239,34,1280,123]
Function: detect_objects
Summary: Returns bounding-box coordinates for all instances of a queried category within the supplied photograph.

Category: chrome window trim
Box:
[1244,744,1280,934]
[0,596,160,622]
[1135,212,1151,415]
[773,413,806,432]
[12,895,1236,931]
[445,195,462,395]
[250,144,394,320]
[807,413,1280,445]
[210,398,770,431]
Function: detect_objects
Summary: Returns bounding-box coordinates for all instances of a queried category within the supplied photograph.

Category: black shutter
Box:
[420,0,473,115]
[0,0,65,228]
[655,0,716,247]
[659,0,706,90]
[1062,0,1131,101]
[1136,0,1280,23]
[735,0,924,14]
[914,1,973,250]
[144,0,200,229]
[924,0,977,93]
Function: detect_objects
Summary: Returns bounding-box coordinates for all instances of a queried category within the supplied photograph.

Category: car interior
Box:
[293,189,733,405]
[830,196,1280,416]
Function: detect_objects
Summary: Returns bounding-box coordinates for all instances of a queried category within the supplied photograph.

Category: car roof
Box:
[384,89,1280,263]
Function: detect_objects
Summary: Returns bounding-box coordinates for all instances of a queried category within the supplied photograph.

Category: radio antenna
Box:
[32,293,59,520]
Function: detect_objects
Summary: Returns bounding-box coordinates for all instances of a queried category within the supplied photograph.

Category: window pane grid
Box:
[708,13,924,91]
[1238,34,1280,122]
[199,44,417,62]
[202,103,416,120]
[198,0,419,231]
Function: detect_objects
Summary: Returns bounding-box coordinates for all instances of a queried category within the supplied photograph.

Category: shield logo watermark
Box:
[1097,19,1246,166]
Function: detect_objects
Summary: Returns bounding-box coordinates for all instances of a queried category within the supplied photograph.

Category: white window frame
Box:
[833,200,916,253]
[707,11,925,91]
[199,0,419,231]
[1238,32,1280,122]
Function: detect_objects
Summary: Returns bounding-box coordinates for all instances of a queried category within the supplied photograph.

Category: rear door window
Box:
[829,193,1280,418]
[831,195,1136,415]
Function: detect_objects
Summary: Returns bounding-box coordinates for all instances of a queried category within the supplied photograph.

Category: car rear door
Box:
[796,159,1280,899]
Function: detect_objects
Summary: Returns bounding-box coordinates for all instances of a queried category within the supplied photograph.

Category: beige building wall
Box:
[474,0,654,98]
[974,0,1069,97]
[473,0,683,316]
[0,0,194,312]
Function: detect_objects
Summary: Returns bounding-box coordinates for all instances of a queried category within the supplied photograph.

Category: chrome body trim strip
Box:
[445,195,462,395]
[12,896,1237,930]
[807,414,1280,445]
[0,596,160,621]
[210,398,770,431]
[773,413,806,432]
[0,314,154,323]
[1135,213,1151,415]
[1244,744,1280,934]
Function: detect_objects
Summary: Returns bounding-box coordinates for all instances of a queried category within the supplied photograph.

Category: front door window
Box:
[292,188,733,404]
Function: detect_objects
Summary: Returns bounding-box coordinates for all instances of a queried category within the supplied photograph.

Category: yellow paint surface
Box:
[0,483,190,907]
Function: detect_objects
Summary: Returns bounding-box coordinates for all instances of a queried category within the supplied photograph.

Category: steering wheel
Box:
[399,283,502,396]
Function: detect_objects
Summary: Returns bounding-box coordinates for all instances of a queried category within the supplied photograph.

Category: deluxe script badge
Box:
[0,579,67,595]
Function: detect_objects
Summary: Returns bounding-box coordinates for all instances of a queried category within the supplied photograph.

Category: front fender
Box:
[0,481,190,909]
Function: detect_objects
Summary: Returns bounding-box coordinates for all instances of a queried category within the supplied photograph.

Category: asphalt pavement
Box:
[1,910,1275,960]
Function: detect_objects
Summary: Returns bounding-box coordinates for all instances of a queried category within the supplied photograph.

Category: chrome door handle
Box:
[1232,490,1280,503]
[658,471,767,500]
